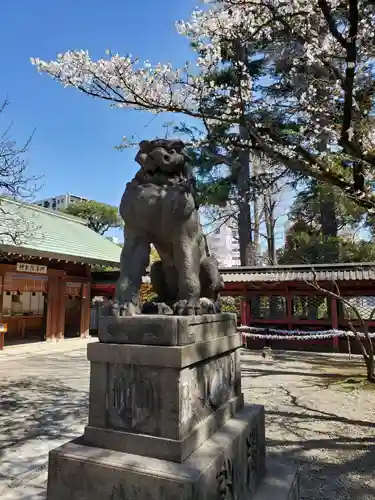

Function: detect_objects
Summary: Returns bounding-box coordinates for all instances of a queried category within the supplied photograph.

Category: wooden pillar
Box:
[0,269,5,350]
[238,297,246,346]
[331,297,339,352]
[240,298,246,325]
[286,286,293,330]
[80,283,90,338]
[46,275,57,341]
[46,272,65,341]
[56,276,65,340]
[245,296,251,326]
[240,285,250,326]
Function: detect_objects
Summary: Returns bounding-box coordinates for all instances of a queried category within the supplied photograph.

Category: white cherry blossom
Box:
[31,0,375,209]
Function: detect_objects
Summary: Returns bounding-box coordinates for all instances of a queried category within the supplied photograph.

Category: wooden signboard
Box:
[16,263,48,274]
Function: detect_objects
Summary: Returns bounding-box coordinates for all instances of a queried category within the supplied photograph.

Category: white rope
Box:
[238,325,375,340]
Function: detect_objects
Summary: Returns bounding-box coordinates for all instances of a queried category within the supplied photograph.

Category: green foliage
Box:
[181,23,375,266]
[279,223,375,264]
[174,44,269,211]
[221,296,242,317]
[91,263,119,272]
[278,175,375,264]
[139,283,157,304]
[149,245,160,264]
[62,200,122,235]
[195,178,232,207]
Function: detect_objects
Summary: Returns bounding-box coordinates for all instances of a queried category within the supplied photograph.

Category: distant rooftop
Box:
[220,262,375,282]
[35,193,88,200]
[91,262,375,286]
[0,198,121,266]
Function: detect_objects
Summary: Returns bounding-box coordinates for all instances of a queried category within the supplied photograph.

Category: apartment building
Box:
[35,194,88,211]
[206,223,241,268]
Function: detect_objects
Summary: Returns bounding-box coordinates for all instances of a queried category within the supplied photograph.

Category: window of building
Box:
[292,296,328,320]
[251,296,287,320]
[343,296,375,320]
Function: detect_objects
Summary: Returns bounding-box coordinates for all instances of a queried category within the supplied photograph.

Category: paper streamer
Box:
[238,325,375,340]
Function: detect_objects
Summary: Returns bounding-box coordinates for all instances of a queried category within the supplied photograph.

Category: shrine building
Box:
[0,198,121,350]
[91,262,375,354]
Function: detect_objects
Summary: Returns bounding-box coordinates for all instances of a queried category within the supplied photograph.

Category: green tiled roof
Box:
[0,198,122,265]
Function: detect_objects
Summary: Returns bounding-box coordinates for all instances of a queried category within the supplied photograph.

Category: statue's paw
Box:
[141,301,173,315]
[199,297,219,314]
[112,301,139,317]
[173,299,201,316]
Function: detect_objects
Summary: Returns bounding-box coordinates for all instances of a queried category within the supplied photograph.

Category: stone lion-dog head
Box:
[134,139,192,184]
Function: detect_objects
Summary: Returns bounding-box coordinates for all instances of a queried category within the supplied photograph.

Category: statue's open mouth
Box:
[147,166,185,182]
[149,167,168,176]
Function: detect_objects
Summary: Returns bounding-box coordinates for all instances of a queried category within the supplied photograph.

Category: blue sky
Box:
[0,0,197,211]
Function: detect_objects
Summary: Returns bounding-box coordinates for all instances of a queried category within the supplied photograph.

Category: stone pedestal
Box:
[46,313,299,500]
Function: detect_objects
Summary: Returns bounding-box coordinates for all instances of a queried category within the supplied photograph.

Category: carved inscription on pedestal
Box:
[179,352,238,431]
[217,459,234,500]
[246,424,263,495]
[107,364,159,433]
[180,383,192,426]
[216,423,264,500]
[216,448,246,500]
[206,352,236,409]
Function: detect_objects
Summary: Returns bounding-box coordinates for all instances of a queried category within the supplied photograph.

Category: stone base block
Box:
[87,340,243,453]
[98,313,237,346]
[47,404,268,500]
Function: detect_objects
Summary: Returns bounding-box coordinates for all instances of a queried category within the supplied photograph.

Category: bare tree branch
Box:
[305,267,375,381]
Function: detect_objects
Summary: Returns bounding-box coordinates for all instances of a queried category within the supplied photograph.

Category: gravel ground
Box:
[241,349,375,500]
[0,344,374,499]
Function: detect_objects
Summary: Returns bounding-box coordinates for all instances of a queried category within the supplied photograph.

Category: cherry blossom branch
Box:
[318,0,347,47]
[31,1,375,213]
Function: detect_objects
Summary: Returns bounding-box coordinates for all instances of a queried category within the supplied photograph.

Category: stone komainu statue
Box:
[113,139,224,316]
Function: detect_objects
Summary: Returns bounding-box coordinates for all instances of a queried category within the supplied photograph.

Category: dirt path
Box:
[241,350,375,500]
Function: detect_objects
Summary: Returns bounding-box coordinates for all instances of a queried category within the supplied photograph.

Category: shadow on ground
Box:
[241,349,368,388]
[241,350,375,499]
[267,406,375,499]
[0,377,88,448]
